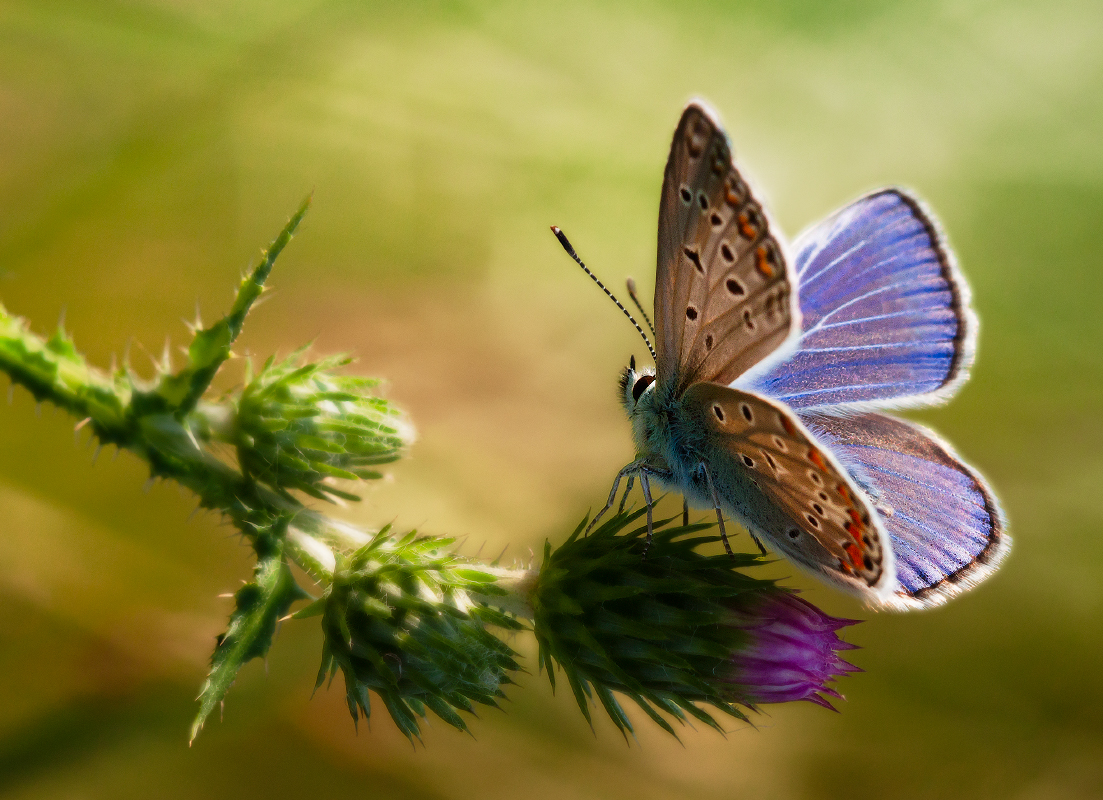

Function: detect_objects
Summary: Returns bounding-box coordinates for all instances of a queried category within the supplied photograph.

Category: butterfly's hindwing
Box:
[655,102,799,395]
[681,382,895,601]
[800,411,1009,609]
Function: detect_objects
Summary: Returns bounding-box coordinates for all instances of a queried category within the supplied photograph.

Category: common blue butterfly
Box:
[567,100,1009,610]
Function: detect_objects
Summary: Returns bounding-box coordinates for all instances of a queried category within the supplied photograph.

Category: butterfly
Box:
[569,100,1009,610]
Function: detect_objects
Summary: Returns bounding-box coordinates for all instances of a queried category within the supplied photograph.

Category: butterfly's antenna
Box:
[625,277,655,338]
[551,226,657,360]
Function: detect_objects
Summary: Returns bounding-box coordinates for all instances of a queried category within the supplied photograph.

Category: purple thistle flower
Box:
[722,590,861,709]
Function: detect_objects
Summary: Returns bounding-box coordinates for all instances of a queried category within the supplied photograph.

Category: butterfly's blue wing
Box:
[742,189,974,410]
[801,411,1008,608]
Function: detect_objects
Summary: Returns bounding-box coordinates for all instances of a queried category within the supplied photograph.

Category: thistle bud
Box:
[531,511,860,737]
[306,527,523,740]
[230,351,414,501]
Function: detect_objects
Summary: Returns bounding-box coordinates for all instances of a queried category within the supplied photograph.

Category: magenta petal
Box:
[835,658,864,675]
[805,694,839,711]
[722,590,861,707]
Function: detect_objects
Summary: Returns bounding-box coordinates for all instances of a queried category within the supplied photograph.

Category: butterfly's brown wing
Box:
[654,101,800,396]
[683,381,897,603]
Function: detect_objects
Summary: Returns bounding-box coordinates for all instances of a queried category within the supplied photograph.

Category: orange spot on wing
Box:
[848,509,862,526]
[737,212,757,240]
[845,543,863,570]
[807,449,826,470]
[837,483,850,500]
[845,521,862,542]
[755,246,774,277]
[725,179,746,206]
[781,416,796,436]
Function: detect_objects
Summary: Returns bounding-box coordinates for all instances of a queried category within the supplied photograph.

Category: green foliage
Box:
[157,197,312,415]
[230,350,413,502]
[191,522,309,743]
[312,527,524,740]
[533,510,776,739]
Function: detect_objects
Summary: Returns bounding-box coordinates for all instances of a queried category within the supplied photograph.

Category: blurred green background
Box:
[1,1,1101,797]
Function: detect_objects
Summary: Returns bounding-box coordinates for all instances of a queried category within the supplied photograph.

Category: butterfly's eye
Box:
[631,374,655,402]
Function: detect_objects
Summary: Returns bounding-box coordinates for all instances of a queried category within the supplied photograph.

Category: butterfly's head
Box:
[619,354,656,415]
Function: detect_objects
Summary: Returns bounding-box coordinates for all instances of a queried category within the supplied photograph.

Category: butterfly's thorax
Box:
[631,381,723,510]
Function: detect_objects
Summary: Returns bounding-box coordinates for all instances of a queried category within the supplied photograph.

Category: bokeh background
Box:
[1,1,1101,798]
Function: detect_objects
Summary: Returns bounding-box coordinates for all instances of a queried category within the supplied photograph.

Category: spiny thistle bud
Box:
[230,350,414,501]
[303,526,524,740]
[531,510,860,738]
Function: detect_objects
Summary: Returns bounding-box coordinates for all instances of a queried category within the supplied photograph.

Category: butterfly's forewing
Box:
[655,102,800,395]
[800,411,1009,609]
[745,189,975,410]
[682,381,897,604]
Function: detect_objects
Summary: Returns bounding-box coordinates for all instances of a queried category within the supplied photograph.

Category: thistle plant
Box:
[0,200,861,744]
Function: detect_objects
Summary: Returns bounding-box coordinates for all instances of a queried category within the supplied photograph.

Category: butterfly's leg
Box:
[617,474,636,514]
[637,469,656,557]
[700,461,736,557]
[699,460,768,557]
[586,461,642,535]
[633,464,674,557]
[682,497,689,527]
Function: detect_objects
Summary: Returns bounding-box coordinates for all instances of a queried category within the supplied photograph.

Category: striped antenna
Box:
[551,226,656,360]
